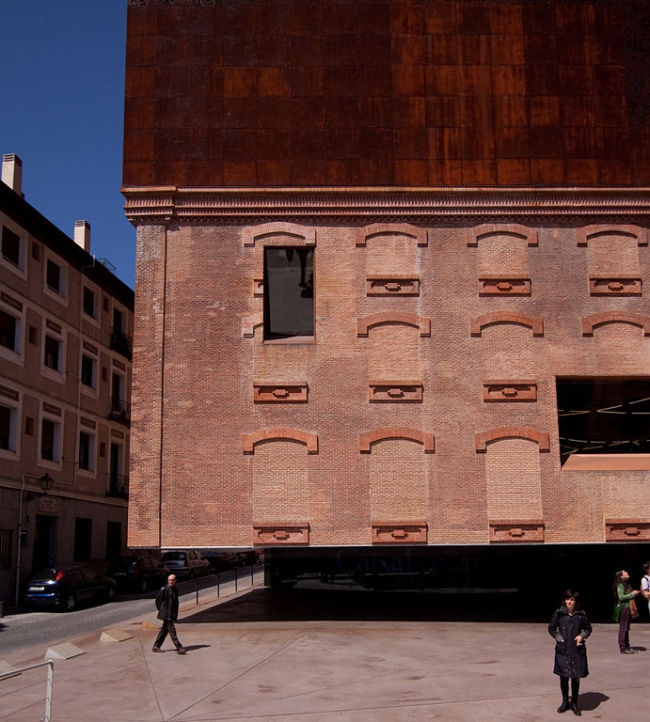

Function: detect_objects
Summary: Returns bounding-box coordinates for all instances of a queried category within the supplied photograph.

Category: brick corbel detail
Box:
[489,519,545,543]
[478,277,531,296]
[372,521,428,544]
[470,312,544,337]
[243,428,318,454]
[468,223,538,247]
[360,427,435,453]
[357,312,431,337]
[589,277,642,296]
[242,313,263,338]
[577,225,648,247]
[581,311,650,336]
[605,519,650,542]
[253,383,308,403]
[475,426,550,452]
[253,522,310,546]
[483,380,537,402]
[243,222,316,248]
[356,223,427,247]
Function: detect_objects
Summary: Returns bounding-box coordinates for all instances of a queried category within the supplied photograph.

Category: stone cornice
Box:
[122,186,650,224]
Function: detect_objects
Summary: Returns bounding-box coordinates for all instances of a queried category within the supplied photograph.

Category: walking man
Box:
[152,574,186,654]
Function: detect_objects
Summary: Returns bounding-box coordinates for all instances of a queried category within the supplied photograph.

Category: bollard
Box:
[195,578,199,605]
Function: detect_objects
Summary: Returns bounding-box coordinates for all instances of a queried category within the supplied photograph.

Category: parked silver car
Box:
[160,550,210,580]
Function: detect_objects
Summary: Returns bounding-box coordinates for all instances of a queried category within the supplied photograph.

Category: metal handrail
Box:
[0,659,54,722]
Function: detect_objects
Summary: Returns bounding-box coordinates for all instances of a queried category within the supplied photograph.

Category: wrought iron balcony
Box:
[107,473,129,500]
[109,397,131,426]
[110,328,132,360]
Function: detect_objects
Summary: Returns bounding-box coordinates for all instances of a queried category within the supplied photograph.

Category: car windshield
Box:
[161,552,185,561]
[109,558,136,572]
[29,569,59,582]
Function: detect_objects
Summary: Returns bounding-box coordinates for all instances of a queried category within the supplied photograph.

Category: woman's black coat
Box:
[548,607,591,678]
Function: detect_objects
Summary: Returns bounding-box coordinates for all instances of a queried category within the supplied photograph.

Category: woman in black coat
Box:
[548,589,591,716]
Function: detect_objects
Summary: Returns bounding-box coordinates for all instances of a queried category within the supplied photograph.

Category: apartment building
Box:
[122,0,650,598]
[0,154,133,606]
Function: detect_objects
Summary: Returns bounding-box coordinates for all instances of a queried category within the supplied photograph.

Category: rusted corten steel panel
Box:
[124,0,650,188]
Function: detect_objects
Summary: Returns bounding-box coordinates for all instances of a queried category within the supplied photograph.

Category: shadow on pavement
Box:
[578,692,609,711]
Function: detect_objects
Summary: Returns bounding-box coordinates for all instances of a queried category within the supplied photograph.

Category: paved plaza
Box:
[1,588,649,721]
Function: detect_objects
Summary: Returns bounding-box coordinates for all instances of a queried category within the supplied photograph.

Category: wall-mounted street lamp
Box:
[15,473,56,607]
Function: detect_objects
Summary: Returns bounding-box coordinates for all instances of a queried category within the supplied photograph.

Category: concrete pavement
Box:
[1,587,649,721]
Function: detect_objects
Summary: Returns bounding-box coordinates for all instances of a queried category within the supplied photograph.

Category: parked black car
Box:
[107,555,170,593]
[23,565,117,612]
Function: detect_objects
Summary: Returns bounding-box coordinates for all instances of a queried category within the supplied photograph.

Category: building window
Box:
[106,521,122,561]
[83,287,97,318]
[263,247,314,340]
[0,529,12,569]
[46,258,65,296]
[44,335,61,371]
[1,225,22,267]
[81,354,96,388]
[0,403,17,451]
[79,431,95,471]
[557,378,650,466]
[0,309,18,352]
[41,417,61,462]
[73,517,92,562]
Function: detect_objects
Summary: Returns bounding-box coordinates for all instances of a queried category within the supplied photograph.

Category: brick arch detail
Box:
[468,223,538,247]
[358,312,431,337]
[582,311,650,336]
[470,312,544,337]
[243,428,319,454]
[244,222,316,247]
[577,225,647,247]
[356,223,427,247]
[475,426,550,453]
[360,427,435,453]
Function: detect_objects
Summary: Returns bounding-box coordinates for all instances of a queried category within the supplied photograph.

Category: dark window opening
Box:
[106,521,122,561]
[0,404,13,450]
[46,259,63,294]
[556,378,650,465]
[1,226,21,266]
[81,354,95,387]
[44,335,60,371]
[0,309,17,351]
[41,418,57,461]
[74,517,92,562]
[79,432,92,470]
[83,287,96,318]
[263,247,314,339]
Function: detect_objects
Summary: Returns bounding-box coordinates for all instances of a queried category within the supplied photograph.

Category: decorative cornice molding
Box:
[122,186,650,224]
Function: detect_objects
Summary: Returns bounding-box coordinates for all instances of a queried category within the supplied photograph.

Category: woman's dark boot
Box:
[570,698,581,716]
[557,697,571,713]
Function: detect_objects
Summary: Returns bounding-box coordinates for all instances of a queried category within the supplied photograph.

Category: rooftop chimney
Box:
[2,154,23,196]
[74,220,91,252]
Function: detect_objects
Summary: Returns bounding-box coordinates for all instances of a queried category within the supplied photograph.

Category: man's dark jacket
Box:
[155,583,179,622]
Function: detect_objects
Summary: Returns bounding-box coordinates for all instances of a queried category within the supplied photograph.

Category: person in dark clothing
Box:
[152,574,186,654]
[548,590,591,716]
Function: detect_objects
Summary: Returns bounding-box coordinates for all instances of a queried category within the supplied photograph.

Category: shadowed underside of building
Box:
[122,0,650,597]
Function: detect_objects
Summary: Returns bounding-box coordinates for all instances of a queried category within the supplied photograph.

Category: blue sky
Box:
[0,2,135,288]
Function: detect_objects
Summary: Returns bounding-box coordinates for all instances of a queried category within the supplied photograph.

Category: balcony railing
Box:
[109,397,131,426]
[110,328,132,360]
[107,474,129,500]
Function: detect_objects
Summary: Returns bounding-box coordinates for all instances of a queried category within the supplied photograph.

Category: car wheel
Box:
[64,594,76,612]
[107,586,117,602]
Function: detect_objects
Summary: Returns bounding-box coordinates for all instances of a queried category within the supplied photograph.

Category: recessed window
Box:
[81,354,96,388]
[0,403,17,452]
[263,247,314,340]
[44,335,61,371]
[41,417,61,462]
[46,258,65,296]
[78,431,95,471]
[0,309,18,352]
[1,225,22,267]
[557,378,650,465]
[83,287,97,318]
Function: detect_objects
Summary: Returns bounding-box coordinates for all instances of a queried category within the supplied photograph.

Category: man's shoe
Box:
[570,700,581,716]
[557,697,571,713]
[176,646,186,655]
[152,647,163,653]
[621,648,635,654]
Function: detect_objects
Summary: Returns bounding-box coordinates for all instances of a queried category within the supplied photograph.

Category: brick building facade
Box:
[123,1,650,593]
[1,155,133,606]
